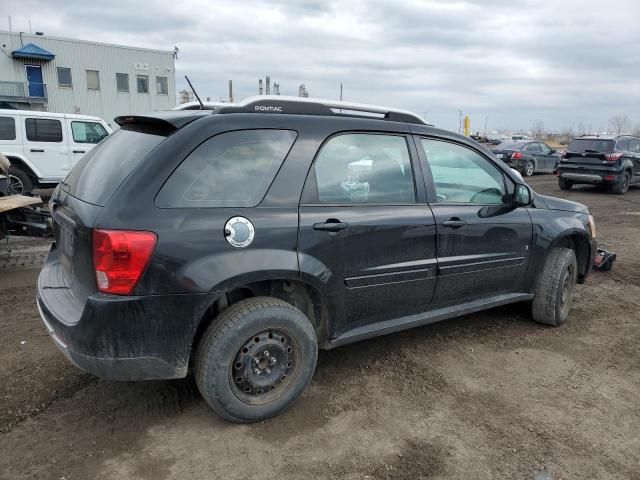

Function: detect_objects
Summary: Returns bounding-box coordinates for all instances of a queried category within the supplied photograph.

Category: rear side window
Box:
[25,118,63,142]
[616,139,629,151]
[567,138,615,153]
[71,121,109,144]
[62,129,164,206]
[156,129,296,208]
[0,117,16,140]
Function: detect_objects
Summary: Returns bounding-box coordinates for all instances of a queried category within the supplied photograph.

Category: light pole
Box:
[484,115,489,137]
[458,110,463,134]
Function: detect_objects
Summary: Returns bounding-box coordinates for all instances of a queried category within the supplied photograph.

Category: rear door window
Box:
[0,116,16,140]
[25,118,63,142]
[156,129,296,208]
[61,128,164,206]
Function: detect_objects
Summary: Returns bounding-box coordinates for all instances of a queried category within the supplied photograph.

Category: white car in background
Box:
[0,109,111,193]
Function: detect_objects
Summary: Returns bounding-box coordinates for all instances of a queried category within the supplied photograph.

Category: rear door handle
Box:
[30,148,44,152]
[442,218,467,229]
[72,149,86,154]
[313,220,349,232]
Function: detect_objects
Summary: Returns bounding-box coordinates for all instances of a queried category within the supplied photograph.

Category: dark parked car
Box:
[493,141,560,176]
[37,97,597,423]
[556,135,640,194]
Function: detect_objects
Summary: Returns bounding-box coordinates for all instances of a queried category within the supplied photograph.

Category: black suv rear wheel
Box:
[611,171,630,194]
[195,297,318,423]
[532,247,577,326]
[558,178,573,190]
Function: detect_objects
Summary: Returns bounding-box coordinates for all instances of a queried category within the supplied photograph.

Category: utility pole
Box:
[339,82,343,101]
[228,80,233,103]
[458,111,463,134]
[484,115,489,137]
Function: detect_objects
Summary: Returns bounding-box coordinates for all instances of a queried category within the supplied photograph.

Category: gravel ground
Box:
[0,175,639,480]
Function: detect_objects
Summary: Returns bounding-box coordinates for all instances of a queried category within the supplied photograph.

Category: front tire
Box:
[558,178,573,190]
[532,247,578,327]
[195,297,318,423]
[8,167,33,195]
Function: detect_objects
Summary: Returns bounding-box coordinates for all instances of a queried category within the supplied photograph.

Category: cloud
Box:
[2,0,640,131]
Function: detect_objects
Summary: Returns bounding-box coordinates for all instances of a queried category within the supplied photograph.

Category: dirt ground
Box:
[1,175,639,480]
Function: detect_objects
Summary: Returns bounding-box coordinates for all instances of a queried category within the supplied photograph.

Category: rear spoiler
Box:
[115,111,210,135]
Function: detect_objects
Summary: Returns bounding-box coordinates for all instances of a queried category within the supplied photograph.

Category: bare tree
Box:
[609,114,630,135]
[531,120,545,140]
[560,127,574,145]
[576,122,586,137]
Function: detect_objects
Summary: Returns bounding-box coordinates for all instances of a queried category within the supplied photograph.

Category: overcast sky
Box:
[3,0,640,132]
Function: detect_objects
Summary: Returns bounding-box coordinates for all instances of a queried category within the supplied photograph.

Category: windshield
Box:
[61,128,164,206]
[567,138,615,154]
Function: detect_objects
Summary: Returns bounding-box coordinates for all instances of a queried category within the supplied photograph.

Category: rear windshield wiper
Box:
[583,149,602,153]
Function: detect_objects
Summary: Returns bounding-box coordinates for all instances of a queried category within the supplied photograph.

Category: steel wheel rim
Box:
[228,329,300,405]
[560,263,575,309]
[8,174,24,195]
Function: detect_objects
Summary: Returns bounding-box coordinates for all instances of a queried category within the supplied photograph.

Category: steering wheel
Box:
[470,188,503,204]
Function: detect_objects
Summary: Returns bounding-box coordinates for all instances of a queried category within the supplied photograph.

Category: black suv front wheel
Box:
[195,297,318,423]
[532,247,577,326]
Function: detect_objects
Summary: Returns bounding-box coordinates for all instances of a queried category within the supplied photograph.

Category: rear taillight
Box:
[511,151,522,160]
[92,229,157,295]
[604,152,623,162]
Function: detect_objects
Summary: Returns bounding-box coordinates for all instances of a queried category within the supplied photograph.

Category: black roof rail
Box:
[217,95,430,126]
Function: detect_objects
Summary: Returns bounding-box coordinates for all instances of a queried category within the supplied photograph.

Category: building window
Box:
[57,67,72,88]
[86,70,100,90]
[156,76,168,95]
[137,75,149,94]
[25,118,63,143]
[116,73,129,92]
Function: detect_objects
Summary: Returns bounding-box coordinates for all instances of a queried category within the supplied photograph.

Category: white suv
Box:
[0,109,112,193]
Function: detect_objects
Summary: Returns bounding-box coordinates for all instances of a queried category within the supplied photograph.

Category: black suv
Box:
[492,140,560,176]
[37,97,597,423]
[556,135,640,193]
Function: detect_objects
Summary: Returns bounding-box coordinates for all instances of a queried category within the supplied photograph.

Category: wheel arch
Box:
[3,153,42,181]
[550,231,592,283]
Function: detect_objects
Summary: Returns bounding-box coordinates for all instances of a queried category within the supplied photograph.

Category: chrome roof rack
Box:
[217,95,430,125]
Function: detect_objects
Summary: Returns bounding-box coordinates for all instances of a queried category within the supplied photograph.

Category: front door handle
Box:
[72,149,86,154]
[313,220,349,232]
[442,218,467,229]
[30,148,44,152]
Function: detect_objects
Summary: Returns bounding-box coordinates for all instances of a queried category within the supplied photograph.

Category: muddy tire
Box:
[194,297,318,423]
[532,247,577,327]
[611,171,630,195]
[8,167,33,195]
[558,178,573,190]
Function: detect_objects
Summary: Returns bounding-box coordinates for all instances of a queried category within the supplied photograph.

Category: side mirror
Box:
[550,148,557,154]
[514,184,531,206]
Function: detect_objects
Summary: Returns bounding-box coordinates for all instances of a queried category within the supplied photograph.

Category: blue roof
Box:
[11,43,55,61]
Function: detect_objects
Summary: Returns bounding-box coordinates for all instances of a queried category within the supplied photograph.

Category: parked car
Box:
[0,109,111,194]
[556,135,640,194]
[37,96,597,423]
[492,140,560,176]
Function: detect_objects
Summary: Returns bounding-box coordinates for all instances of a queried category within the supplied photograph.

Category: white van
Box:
[0,109,112,193]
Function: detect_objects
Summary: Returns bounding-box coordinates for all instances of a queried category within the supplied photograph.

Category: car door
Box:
[627,139,640,180]
[23,117,69,179]
[537,142,555,171]
[416,137,533,306]
[298,132,437,338]
[67,119,110,167]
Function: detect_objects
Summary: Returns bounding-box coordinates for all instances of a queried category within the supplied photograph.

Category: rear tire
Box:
[195,297,318,423]
[8,167,33,195]
[532,247,577,327]
[523,161,535,177]
[558,178,573,190]
[611,171,630,194]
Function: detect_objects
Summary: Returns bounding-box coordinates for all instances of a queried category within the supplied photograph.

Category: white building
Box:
[0,31,176,127]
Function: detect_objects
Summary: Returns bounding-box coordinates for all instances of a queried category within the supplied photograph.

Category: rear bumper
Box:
[557,167,622,185]
[37,248,217,381]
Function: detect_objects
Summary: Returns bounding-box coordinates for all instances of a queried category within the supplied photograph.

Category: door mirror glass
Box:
[514,184,531,206]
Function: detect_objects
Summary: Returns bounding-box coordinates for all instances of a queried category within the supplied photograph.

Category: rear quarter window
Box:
[156,129,297,208]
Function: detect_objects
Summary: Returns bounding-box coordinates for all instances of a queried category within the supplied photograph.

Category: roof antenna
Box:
[184,75,204,110]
